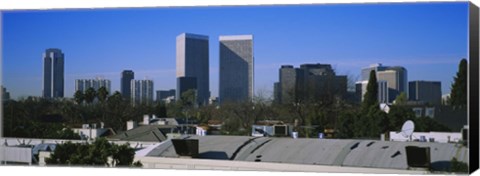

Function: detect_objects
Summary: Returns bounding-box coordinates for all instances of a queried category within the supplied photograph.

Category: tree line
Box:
[3,59,467,139]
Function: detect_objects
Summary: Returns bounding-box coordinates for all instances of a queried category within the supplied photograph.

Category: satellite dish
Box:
[401,120,415,140]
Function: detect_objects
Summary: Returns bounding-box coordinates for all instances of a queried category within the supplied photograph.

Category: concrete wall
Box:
[133,156,426,174]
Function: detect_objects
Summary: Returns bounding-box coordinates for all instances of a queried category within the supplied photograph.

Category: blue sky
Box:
[2,2,469,99]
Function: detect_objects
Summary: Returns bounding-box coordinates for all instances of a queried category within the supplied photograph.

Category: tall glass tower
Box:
[176,33,210,105]
[43,48,64,98]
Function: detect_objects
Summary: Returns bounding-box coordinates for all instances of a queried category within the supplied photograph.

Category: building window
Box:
[425,107,435,118]
[413,108,423,118]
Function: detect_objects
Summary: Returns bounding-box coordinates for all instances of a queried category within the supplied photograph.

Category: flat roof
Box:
[219,35,253,41]
[177,33,209,40]
[145,136,469,172]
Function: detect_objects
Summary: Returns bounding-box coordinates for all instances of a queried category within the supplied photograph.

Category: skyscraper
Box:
[131,79,154,105]
[219,35,254,103]
[75,78,112,94]
[176,33,209,105]
[43,48,64,98]
[121,70,135,99]
[409,80,441,105]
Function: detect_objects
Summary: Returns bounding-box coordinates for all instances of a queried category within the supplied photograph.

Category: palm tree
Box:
[84,87,97,104]
[74,90,85,105]
[97,87,109,103]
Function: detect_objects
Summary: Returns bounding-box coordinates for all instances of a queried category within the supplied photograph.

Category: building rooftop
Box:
[143,136,468,171]
[219,35,253,41]
[177,33,209,40]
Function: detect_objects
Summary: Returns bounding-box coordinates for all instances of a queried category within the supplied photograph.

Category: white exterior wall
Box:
[1,147,32,164]
[133,156,425,174]
[389,132,462,143]
[73,128,109,139]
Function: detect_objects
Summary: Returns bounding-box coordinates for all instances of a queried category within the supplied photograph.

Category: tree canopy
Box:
[449,58,467,106]
[45,138,141,167]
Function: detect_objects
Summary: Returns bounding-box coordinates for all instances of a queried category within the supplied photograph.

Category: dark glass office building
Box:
[121,70,134,99]
[43,48,64,98]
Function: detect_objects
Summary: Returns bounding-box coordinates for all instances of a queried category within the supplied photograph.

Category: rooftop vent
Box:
[171,139,199,158]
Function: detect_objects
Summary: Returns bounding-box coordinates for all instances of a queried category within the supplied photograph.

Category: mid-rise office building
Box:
[219,35,254,103]
[359,63,408,103]
[409,80,441,105]
[176,33,210,105]
[121,70,135,99]
[43,48,64,98]
[278,65,297,104]
[276,63,347,104]
[75,78,111,94]
[131,79,154,105]
[156,89,176,102]
[377,67,408,102]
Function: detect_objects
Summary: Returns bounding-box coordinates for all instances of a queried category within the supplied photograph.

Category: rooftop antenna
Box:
[401,120,415,142]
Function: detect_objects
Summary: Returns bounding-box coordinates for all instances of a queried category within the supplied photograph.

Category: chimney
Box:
[100,122,105,129]
[143,114,150,125]
[127,120,137,130]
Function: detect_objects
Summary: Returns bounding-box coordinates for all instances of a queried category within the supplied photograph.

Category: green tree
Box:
[394,92,408,105]
[363,70,378,110]
[450,157,468,173]
[45,138,141,167]
[97,86,109,103]
[154,102,167,118]
[74,90,85,105]
[84,87,97,104]
[335,110,356,138]
[112,143,136,166]
[387,105,415,131]
[449,59,468,106]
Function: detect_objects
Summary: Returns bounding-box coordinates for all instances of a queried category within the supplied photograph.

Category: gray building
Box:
[276,63,347,104]
[409,81,441,105]
[359,63,408,103]
[219,35,254,103]
[273,82,280,104]
[177,77,197,101]
[131,79,154,105]
[377,67,408,102]
[157,89,176,102]
[361,63,388,81]
[2,86,10,101]
[75,78,111,94]
[121,70,134,99]
[279,65,297,104]
[176,33,210,105]
[43,48,64,98]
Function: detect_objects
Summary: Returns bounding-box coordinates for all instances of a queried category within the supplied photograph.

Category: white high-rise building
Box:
[75,78,111,94]
[131,79,154,105]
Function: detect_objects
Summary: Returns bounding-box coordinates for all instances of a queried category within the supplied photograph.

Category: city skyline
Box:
[2,2,468,99]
